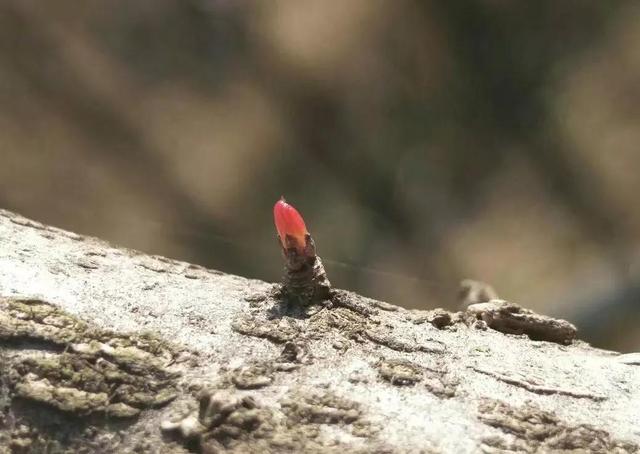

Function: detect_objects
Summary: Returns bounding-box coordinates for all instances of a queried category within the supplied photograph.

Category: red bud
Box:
[274,198,308,253]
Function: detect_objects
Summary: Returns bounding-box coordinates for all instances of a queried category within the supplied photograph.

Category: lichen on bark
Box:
[0,296,181,452]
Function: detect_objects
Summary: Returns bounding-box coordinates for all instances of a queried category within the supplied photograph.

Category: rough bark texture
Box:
[0,208,638,453]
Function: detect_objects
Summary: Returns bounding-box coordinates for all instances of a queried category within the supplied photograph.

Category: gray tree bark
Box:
[0,208,638,453]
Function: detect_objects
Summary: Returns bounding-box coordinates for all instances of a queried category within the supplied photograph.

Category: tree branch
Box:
[0,209,638,453]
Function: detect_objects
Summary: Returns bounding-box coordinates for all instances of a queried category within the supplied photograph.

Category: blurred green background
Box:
[1,1,639,351]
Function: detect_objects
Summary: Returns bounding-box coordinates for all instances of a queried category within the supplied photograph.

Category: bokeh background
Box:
[1,1,639,351]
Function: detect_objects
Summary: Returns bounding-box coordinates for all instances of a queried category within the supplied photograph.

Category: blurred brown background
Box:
[1,1,639,351]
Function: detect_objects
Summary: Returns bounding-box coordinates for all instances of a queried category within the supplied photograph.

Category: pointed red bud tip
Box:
[274,198,308,253]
